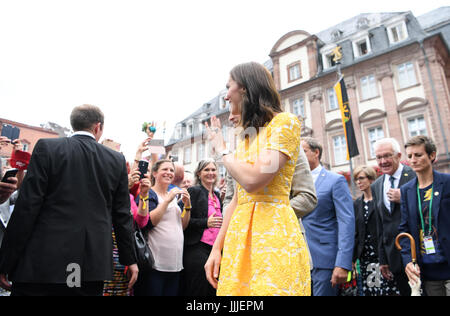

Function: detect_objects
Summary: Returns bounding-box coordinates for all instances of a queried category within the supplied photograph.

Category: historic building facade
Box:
[167,7,450,175]
[271,8,450,173]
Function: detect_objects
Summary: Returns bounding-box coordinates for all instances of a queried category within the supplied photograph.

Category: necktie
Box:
[389,176,395,213]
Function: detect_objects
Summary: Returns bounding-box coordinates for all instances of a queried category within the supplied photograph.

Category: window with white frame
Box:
[360,74,377,100]
[333,135,347,165]
[327,88,339,110]
[187,123,193,136]
[368,126,384,158]
[175,124,182,139]
[288,62,302,82]
[292,97,305,117]
[171,149,178,161]
[397,61,417,89]
[197,142,205,160]
[184,146,191,164]
[325,52,337,69]
[353,36,371,58]
[408,116,427,137]
[387,21,408,45]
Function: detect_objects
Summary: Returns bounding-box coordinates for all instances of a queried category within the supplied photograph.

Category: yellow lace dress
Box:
[217,112,311,296]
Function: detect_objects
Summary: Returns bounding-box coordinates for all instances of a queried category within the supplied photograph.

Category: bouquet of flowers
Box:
[142,122,156,135]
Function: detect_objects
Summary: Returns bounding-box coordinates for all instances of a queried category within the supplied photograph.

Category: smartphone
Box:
[1,168,19,183]
[148,139,164,147]
[138,160,149,180]
[1,124,20,141]
[143,138,166,155]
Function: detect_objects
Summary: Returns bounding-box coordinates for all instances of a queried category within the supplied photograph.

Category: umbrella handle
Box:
[395,232,417,264]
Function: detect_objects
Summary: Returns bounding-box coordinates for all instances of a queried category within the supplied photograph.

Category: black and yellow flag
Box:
[334,76,359,159]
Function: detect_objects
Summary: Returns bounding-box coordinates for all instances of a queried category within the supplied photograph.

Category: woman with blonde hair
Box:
[353,165,399,296]
[182,159,223,296]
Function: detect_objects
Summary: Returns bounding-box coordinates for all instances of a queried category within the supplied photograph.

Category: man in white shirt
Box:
[371,138,416,296]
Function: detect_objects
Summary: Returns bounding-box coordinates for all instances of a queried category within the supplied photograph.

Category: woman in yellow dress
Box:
[204,62,311,296]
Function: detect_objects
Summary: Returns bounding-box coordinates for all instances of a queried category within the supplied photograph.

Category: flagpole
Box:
[335,56,356,197]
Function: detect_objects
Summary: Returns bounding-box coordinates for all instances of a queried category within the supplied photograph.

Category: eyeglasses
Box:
[375,153,394,161]
[355,176,368,181]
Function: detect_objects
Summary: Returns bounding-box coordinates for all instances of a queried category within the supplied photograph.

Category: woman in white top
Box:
[133,159,191,296]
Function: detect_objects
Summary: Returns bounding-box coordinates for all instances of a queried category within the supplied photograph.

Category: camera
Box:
[1,124,20,142]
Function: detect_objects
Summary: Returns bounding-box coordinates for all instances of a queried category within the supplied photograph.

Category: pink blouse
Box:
[200,194,222,246]
[130,194,149,228]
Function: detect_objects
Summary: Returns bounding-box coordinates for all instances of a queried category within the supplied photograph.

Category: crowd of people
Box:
[0,61,449,296]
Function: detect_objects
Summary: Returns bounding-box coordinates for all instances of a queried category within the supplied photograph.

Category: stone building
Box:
[166,7,450,175]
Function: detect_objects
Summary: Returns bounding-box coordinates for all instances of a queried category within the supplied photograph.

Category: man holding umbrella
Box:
[398,135,450,296]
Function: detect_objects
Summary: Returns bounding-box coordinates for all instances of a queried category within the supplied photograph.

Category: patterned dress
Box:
[359,200,399,296]
[217,112,311,296]
[103,229,131,296]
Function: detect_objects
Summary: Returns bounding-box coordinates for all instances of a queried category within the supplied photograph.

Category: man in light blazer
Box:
[290,145,318,269]
[372,138,416,296]
[0,104,138,296]
[301,137,355,296]
[290,145,318,218]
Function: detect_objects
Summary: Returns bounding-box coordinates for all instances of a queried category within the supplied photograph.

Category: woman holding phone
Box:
[133,159,191,296]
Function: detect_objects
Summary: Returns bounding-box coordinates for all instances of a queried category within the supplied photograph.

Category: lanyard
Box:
[417,184,433,236]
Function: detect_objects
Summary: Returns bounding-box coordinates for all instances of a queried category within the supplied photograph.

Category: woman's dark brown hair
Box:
[230,62,282,132]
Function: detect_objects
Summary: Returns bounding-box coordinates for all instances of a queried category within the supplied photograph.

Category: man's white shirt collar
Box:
[383,164,404,212]
[386,163,404,184]
[71,131,96,140]
[311,165,323,184]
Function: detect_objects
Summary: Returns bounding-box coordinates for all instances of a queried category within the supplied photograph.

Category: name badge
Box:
[424,236,436,255]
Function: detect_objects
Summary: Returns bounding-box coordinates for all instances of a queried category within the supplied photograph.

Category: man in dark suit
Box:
[372,137,416,296]
[398,136,450,296]
[0,104,138,296]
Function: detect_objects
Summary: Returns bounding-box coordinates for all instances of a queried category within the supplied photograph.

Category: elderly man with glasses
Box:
[371,138,416,296]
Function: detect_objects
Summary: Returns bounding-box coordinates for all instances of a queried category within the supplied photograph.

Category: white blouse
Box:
[147,193,184,272]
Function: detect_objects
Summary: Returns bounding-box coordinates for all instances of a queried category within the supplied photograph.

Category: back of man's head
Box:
[70,104,104,132]
[172,163,185,186]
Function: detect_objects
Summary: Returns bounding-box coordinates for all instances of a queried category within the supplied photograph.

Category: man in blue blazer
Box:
[398,136,450,296]
[301,137,355,296]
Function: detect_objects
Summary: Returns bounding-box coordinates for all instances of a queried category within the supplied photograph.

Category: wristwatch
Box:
[214,148,232,162]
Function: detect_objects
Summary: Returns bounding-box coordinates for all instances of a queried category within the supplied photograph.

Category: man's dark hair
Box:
[405,135,437,162]
[70,104,104,132]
